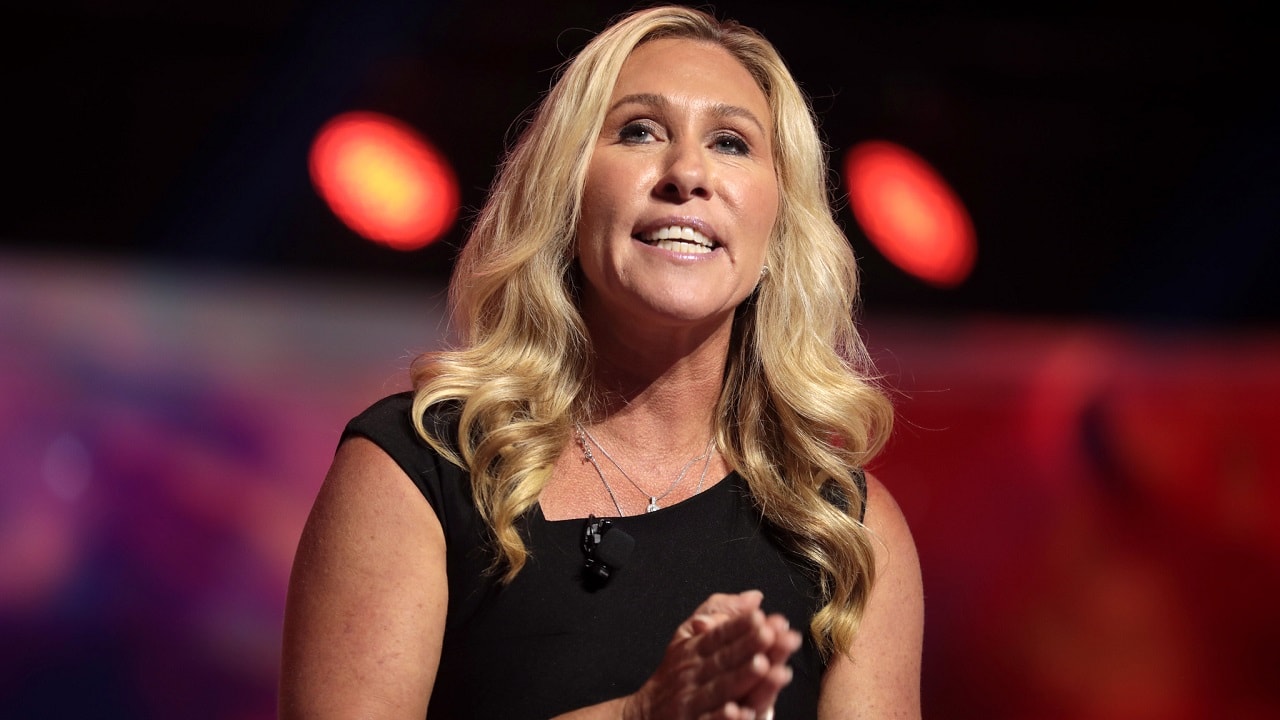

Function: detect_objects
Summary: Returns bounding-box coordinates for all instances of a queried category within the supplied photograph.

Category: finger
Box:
[692,609,774,676]
[681,591,763,639]
[692,607,763,651]
[740,663,794,715]
[688,614,721,635]
[695,590,764,621]
[762,616,802,665]
[700,702,755,720]
[637,598,780,720]
[640,616,764,713]
[692,610,799,693]
[695,652,771,711]
[689,605,752,636]
[742,623,800,714]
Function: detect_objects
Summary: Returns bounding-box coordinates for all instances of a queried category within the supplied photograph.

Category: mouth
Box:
[634,225,719,254]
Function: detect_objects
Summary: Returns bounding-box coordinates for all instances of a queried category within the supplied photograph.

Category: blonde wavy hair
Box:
[410,5,893,659]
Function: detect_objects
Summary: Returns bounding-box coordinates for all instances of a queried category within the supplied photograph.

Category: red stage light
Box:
[844,140,976,287]
[309,111,458,251]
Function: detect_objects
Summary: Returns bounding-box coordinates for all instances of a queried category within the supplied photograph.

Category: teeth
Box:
[640,225,714,249]
[654,239,713,254]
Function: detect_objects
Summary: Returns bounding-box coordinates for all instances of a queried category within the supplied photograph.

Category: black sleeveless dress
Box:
[343,393,865,718]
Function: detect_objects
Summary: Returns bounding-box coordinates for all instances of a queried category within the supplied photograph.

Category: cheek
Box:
[761,187,780,230]
[576,167,610,255]
[746,180,781,252]
[728,165,779,218]
[579,164,626,235]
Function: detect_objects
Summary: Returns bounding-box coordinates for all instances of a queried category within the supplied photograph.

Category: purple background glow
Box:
[4,1,1279,716]
[3,254,1278,718]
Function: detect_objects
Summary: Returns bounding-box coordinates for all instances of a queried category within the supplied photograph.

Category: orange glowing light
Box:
[309,111,458,251]
[844,140,976,287]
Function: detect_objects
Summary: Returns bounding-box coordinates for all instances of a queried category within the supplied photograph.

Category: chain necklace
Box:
[575,423,716,515]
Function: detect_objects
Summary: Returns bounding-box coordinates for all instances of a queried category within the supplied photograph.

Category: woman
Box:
[281,6,923,718]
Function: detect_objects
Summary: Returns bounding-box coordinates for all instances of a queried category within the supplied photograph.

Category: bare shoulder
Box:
[861,473,922,612]
[279,437,449,719]
[819,471,925,719]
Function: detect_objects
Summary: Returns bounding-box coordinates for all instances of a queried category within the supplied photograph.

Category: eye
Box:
[713,132,750,156]
[618,120,659,144]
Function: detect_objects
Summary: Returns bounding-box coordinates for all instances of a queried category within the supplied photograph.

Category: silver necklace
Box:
[575,424,716,515]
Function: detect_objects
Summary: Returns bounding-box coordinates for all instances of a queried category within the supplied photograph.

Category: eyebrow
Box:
[606,93,767,135]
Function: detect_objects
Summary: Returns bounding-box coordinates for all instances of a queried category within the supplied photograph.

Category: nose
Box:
[656,140,712,201]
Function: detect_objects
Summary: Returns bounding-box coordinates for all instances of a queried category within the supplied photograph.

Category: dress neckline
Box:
[533,471,740,526]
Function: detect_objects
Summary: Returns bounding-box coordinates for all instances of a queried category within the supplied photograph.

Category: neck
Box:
[589,330,728,426]
[580,309,733,455]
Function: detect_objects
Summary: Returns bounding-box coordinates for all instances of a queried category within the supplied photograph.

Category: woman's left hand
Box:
[680,591,803,717]
[554,591,801,720]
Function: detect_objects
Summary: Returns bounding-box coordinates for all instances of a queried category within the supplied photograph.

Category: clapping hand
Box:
[623,590,802,720]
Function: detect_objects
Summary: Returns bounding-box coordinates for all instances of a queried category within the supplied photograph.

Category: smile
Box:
[635,225,718,254]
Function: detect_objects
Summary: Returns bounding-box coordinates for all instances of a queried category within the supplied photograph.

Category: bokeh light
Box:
[309,111,458,251]
[845,140,976,287]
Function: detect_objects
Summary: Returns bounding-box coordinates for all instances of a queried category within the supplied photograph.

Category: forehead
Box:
[610,38,771,126]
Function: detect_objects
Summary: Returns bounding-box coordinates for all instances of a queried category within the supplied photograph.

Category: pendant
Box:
[646,497,659,513]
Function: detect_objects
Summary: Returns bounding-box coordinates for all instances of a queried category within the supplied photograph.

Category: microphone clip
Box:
[582,514,634,583]
[582,515,615,580]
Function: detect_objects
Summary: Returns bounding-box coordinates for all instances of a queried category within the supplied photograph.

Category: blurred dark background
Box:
[6,0,1277,322]
[3,2,1279,719]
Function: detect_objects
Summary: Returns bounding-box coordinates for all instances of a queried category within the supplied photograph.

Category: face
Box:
[576,38,779,336]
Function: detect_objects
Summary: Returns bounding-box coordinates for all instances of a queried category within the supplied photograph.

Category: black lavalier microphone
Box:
[581,515,635,582]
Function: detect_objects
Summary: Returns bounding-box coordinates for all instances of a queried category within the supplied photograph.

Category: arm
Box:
[819,472,925,719]
[279,437,448,718]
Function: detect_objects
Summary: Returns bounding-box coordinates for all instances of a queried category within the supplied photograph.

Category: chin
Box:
[641,294,740,329]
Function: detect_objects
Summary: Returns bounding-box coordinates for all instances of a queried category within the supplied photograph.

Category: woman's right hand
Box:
[621,591,802,720]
